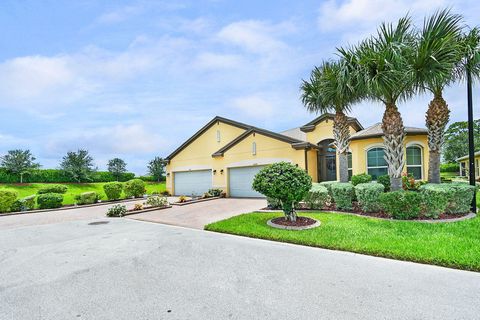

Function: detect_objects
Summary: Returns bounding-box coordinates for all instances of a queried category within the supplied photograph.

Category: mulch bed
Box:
[270,216,318,227]
[264,201,471,221]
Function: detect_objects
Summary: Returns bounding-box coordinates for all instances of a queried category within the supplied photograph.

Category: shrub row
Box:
[440,163,460,173]
[298,181,475,220]
[0,168,135,183]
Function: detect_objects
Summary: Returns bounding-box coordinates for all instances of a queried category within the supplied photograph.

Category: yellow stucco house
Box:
[457,152,480,178]
[165,114,429,197]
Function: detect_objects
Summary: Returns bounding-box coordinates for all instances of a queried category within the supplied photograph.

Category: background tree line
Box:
[0,149,167,183]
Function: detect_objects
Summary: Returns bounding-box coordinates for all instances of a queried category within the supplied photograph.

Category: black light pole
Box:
[467,67,476,213]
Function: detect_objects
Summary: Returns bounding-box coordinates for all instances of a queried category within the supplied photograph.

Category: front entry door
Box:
[325,154,337,181]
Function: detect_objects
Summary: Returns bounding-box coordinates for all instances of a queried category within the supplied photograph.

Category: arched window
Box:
[252,142,256,155]
[366,147,388,179]
[406,145,423,179]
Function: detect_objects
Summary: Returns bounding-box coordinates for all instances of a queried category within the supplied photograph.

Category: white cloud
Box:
[44,124,168,156]
[194,52,244,70]
[217,20,293,55]
[96,5,145,24]
[231,94,275,118]
[318,0,448,44]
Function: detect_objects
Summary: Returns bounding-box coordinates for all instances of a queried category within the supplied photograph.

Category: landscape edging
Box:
[256,209,477,223]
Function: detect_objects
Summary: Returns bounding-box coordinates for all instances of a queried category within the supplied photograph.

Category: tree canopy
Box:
[443,120,480,163]
[107,158,127,181]
[60,149,96,183]
[0,149,40,183]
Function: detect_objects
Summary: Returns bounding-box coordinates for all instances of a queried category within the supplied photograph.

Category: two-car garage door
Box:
[174,170,212,196]
[173,166,266,198]
[229,166,265,198]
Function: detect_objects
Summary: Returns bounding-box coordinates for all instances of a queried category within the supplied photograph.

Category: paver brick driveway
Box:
[128,198,267,229]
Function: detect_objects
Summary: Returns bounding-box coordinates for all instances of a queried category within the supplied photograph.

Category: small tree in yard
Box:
[0,149,40,183]
[148,157,167,182]
[252,162,312,222]
[108,158,127,181]
[60,149,96,183]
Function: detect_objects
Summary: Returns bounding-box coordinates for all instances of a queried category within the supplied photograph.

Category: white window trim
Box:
[406,145,423,180]
[366,147,388,176]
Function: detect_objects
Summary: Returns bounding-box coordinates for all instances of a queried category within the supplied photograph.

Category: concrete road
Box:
[129,198,267,229]
[1,218,479,320]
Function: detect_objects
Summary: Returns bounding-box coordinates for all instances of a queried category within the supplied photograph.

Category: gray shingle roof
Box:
[350,123,428,140]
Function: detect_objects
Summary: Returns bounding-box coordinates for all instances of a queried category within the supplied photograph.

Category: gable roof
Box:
[350,123,428,140]
[212,127,316,157]
[165,116,252,161]
[300,113,363,132]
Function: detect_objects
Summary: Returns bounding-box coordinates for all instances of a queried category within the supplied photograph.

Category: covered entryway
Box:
[318,139,337,181]
[174,170,212,196]
[229,166,265,198]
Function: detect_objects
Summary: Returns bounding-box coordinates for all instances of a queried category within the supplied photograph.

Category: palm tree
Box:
[301,60,359,182]
[413,9,464,183]
[339,16,417,190]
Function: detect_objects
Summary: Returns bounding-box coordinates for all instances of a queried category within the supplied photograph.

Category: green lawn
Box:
[0,182,166,206]
[205,212,480,271]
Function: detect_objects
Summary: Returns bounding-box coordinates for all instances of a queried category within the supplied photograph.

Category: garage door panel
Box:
[174,170,212,196]
[229,166,265,198]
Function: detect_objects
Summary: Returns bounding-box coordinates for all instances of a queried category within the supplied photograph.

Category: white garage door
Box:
[174,170,212,196]
[229,166,265,198]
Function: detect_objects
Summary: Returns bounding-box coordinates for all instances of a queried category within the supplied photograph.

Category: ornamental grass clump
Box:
[355,183,384,212]
[331,183,355,210]
[252,162,312,222]
[303,183,329,209]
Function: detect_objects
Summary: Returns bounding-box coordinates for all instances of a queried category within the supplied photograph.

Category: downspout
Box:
[304,148,308,173]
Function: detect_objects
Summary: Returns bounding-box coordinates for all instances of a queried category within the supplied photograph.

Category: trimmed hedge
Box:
[377,175,391,192]
[0,190,18,213]
[11,195,36,212]
[37,193,63,209]
[37,184,68,194]
[379,191,423,220]
[303,183,329,209]
[0,168,135,183]
[351,173,372,186]
[440,163,460,173]
[355,183,384,212]
[75,192,99,205]
[444,183,476,214]
[124,179,146,198]
[331,183,355,210]
[318,181,337,199]
[103,182,123,200]
[419,184,449,218]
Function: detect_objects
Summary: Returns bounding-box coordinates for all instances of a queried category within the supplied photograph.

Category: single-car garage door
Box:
[229,166,265,198]
[174,170,212,196]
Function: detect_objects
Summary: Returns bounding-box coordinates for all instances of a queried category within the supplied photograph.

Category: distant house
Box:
[165,114,428,197]
[457,152,480,178]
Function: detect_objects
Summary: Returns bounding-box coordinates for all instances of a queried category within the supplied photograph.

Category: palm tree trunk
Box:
[382,103,406,191]
[333,111,351,182]
[426,92,450,183]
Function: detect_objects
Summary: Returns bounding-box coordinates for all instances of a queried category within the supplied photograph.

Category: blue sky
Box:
[0,0,479,174]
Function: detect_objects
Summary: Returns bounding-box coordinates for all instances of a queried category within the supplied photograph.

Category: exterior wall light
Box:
[166,172,170,177]
[213,169,217,174]
[220,169,224,174]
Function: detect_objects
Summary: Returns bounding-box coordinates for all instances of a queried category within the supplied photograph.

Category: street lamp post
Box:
[467,68,476,213]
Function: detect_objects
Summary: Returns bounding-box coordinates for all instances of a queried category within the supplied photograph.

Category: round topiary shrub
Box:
[37,184,68,194]
[351,173,372,186]
[124,179,146,198]
[0,190,18,213]
[37,193,64,209]
[75,191,100,205]
[252,162,312,222]
[103,181,123,200]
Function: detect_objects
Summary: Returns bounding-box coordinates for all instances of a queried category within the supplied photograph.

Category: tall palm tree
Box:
[339,16,417,190]
[301,60,359,182]
[413,9,464,183]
